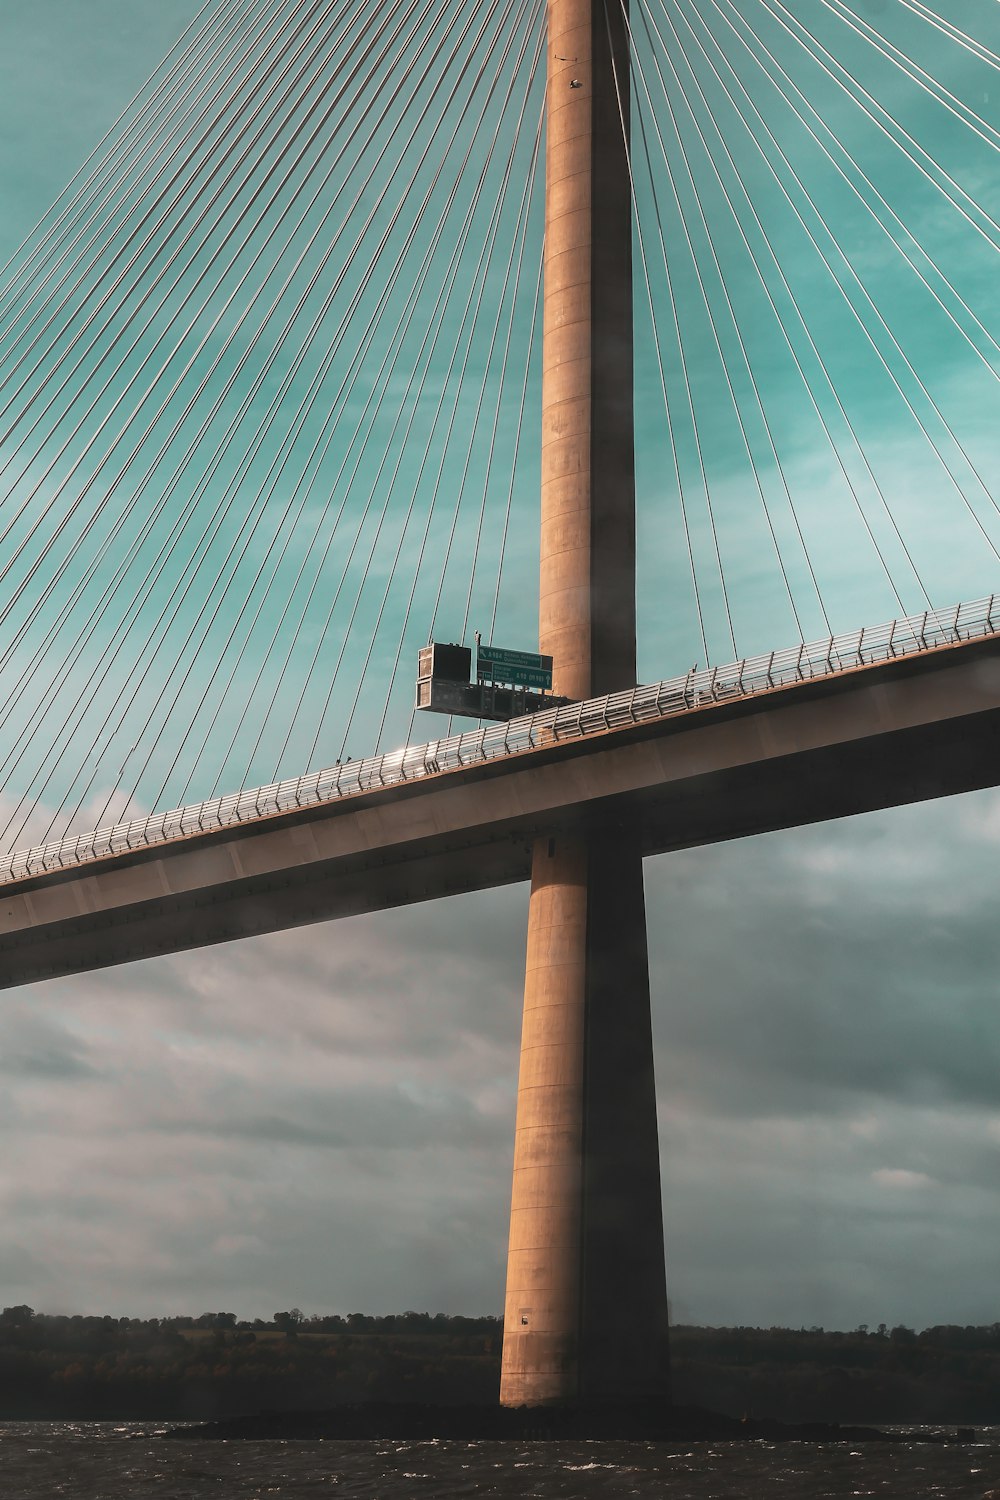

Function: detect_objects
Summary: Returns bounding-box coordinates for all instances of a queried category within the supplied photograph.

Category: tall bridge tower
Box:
[500,0,670,1405]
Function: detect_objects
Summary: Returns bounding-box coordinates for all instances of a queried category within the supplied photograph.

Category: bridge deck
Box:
[2,596,1000,988]
[3,596,995,886]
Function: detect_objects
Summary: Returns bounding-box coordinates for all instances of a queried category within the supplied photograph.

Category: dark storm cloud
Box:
[153,1083,507,1151]
[75,882,525,1058]
[0,889,523,1315]
[0,1007,99,1081]
[648,791,1000,1121]
[0,1042,96,1082]
[641,789,1000,1326]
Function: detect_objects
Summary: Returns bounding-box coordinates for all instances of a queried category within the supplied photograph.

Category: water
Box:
[1,1421,998,1498]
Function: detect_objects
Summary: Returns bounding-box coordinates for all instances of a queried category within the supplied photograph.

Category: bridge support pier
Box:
[500,830,669,1405]
[499,0,669,1406]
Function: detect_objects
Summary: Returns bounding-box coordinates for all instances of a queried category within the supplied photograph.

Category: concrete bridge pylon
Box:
[499,0,671,1406]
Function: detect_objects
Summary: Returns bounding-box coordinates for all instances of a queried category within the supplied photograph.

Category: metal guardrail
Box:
[1,593,995,886]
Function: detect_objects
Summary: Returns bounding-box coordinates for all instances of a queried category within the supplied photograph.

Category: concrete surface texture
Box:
[500,0,669,1404]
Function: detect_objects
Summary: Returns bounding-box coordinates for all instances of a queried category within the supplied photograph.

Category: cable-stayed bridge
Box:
[0,0,998,1406]
[5,596,1000,983]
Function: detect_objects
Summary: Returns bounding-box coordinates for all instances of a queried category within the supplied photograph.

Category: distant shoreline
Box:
[1,1310,997,1426]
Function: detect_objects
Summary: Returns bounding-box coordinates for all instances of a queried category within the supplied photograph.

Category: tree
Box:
[273,1310,305,1336]
[0,1306,34,1326]
[197,1312,237,1330]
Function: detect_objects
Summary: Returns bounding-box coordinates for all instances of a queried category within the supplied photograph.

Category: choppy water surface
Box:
[1,1421,999,1498]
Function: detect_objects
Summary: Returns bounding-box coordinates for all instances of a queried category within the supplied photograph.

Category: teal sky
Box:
[0,0,999,1332]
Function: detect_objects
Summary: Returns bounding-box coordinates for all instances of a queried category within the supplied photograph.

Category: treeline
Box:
[671,1323,1000,1425]
[1,1305,999,1422]
[0,1305,501,1419]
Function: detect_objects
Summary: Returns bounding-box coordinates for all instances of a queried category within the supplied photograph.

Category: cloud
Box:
[647,789,1000,1125]
[0,886,526,1316]
[871,1168,934,1190]
[0,1034,98,1082]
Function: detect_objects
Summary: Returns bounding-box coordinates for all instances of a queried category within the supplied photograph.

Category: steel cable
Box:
[698,1,1000,556]
[702,0,1000,380]
[106,0,530,822]
[0,0,485,834]
[17,0,530,846]
[821,0,1000,155]
[0,0,353,539]
[0,0,407,774]
[0,0,243,331]
[678,0,997,574]
[649,0,917,611]
[298,0,541,772]
[895,0,1000,73]
[0,0,427,667]
[0,0,333,639]
[629,3,833,634]
[262,97,537,783]
[760,0,1000,254]
[0,0,296,401]
[486,246,543,647]
[371,23,546,757]
[607,1,737,655]
[156,0,541,806]
[621,0,808,643]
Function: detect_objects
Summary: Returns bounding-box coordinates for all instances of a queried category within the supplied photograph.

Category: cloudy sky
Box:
[0,0,998,1331]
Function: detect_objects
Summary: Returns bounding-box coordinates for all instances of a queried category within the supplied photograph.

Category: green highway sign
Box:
[478,645,552,670]
[484,665,553,690]
[477,644,553,689]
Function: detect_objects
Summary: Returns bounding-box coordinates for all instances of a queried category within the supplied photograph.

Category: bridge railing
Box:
[1,594,994,886]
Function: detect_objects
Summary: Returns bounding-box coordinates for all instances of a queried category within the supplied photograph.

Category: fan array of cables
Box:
[1,0,999,856]
[0,0,546,853]
[623,0,1000,674]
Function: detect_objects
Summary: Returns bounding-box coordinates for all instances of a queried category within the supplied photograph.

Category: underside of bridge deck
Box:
[1,634,999,991]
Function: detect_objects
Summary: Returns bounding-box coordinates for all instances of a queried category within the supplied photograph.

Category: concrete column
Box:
[578,828,670,1400]
[537,0,597,706]
[500,0,669,1407]
[538,0,636,704]
[501,833,589,1404]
